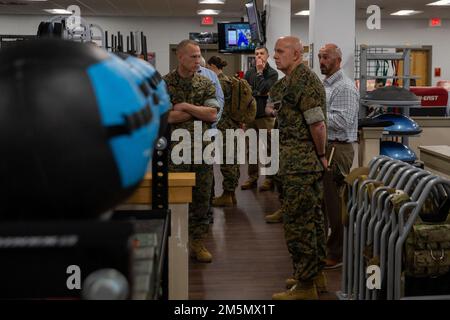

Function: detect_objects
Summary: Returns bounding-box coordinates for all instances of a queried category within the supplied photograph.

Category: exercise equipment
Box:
[0,39,163,220]
[372,114,422,135]
[37,16,104,47]
[380,141,417,163]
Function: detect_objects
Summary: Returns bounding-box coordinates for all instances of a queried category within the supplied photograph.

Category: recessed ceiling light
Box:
[43,9,73,15]
[390,10,423,16]
[197,9,221,15]
[295,10,310,16]
[427,0,450,6]
[199,0,225,4]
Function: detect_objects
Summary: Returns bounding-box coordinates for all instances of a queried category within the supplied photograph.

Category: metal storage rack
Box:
[358,45,422,149]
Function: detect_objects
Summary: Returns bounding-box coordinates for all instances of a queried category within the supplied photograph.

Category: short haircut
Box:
[208,56,228,69]
[176,39,199,54]
[255,46,268,54]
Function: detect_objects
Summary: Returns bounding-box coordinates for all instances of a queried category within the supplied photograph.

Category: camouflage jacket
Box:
[217,73,233,119]
[277,63,327,175]
[163,70,219,148]
[269,76,288,103]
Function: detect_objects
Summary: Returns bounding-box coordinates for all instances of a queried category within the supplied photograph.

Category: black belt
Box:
[328,139,351,144]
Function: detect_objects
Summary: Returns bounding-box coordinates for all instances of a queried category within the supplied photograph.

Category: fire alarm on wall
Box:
[201,16,214,26]
[429,18,442,27]
[435,68,441,77]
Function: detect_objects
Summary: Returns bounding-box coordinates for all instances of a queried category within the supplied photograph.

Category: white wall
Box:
[292,18,450,85]
[0,15,239,76]
[2,14,449,83]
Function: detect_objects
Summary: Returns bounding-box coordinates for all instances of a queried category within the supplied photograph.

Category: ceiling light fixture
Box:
[197,9,221,15]
[390,10,423,16]
[427,0,450,6]
[295,10,310,16]
[199,0,225,4]
[43,9,73,15]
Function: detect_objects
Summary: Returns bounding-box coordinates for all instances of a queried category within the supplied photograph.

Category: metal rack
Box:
[358,45,422,150]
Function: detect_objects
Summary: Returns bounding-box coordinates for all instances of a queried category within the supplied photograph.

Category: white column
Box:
[309,0,356,79]
[264,0,291,77]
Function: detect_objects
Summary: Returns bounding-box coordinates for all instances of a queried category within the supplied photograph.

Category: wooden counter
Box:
[418,145,450,178]
[125,173,195,204]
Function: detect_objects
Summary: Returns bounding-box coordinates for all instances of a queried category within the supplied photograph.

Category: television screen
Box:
[245,0,264,44]
[218,22,257,54]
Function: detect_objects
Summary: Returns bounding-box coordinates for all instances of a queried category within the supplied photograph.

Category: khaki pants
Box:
[323,142,355,261]
[246,116,275,181]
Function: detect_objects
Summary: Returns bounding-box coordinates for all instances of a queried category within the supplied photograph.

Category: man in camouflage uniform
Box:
[212,70,240,206]
[264,77,288,223]
[267,36,328,300]
[163,40,220,263]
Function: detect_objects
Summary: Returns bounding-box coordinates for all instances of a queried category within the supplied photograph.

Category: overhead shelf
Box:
[361,100,422,107]
[363,75,420,80]
[366,53,405,61]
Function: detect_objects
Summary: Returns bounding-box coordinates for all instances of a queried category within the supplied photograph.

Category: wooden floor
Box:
[189,165,341,300]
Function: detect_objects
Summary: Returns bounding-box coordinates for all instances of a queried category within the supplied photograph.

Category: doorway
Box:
[397,47,432,86]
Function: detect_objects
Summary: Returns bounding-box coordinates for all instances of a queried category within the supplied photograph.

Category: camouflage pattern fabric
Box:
[245,117,276,181]
[217,73,241,191]
[164,70,219,240]
[277,63,327,175]
[169,163,213,240]
[281,173,326,281]
[163,70,219,152]
[276,64,327,281]
[269,77,288,205]
[405,223,450,277]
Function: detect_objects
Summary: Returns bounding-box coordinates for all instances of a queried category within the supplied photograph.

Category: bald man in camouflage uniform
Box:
[164,40,220,263]
[268,36,328,300]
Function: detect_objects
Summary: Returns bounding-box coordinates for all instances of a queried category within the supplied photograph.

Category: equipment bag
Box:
[404,223,450,278]
[229,77,256,124]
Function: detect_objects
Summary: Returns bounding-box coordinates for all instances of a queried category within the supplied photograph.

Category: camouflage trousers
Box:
[169,162,213,240]
[218,116,241,192]
[246,116,275,181]
[281,173,327,281]
[273,174,284,203]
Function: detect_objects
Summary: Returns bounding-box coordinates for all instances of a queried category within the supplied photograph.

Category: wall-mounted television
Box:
[245,0,264,44]
[218,22,257,54]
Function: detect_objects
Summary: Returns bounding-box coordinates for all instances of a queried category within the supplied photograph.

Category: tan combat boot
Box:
[259,179,274,191]
[241,179,257,190]
[212,191,235,207]
[232,193,237,205]
[189,239,212,263]
[286,271,328,293]
[264,209,283,224]
[272,281,318,300]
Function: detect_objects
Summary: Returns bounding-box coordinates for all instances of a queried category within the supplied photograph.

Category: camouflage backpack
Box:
[229,77,256,124]
[404,223,450,278]
[401,193,450,278]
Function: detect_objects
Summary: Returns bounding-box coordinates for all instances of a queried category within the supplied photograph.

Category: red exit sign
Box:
[429,18,442,27]
[201,16,214,26]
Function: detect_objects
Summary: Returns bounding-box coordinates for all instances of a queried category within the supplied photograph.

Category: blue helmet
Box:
[372,113,422,135]
[380,141,417,163]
